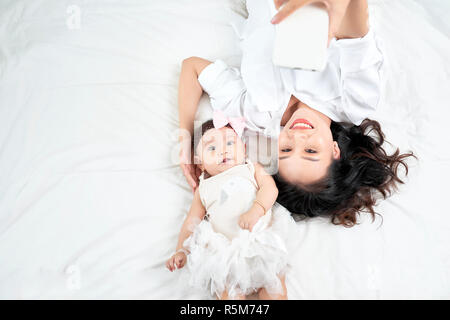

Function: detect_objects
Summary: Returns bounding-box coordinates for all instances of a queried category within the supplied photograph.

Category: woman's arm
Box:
[271,0,369,41]
[178,56,212,192]
[335,0,369,39]
[178,56,212,138]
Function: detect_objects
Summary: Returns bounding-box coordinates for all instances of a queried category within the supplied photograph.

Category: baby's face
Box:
[196,127,246,176]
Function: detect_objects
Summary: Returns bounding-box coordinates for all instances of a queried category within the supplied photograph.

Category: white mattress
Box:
[0,0,449,299]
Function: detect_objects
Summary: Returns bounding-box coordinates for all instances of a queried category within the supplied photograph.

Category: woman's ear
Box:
[332,141,341,160]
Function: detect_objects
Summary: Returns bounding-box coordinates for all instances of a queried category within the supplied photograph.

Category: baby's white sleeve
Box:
[334,28,384,125]
[197,59,246,112]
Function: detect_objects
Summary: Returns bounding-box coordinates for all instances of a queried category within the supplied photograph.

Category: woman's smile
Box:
[289,118,314,130]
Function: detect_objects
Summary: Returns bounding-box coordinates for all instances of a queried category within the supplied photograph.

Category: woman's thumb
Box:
[271,1,296,24]
[271,0,311,24]
[274,0,287,10]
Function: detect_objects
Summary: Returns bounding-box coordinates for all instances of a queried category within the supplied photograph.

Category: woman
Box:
[178,0,415,226]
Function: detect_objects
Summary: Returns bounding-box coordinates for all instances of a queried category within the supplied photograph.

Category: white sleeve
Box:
[334,28,384,125]
[197,59,246,112]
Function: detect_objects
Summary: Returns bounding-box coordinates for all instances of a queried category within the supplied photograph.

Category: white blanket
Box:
[0,0,449,299]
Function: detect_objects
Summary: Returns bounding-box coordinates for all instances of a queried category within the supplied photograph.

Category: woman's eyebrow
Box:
[302,156,320,162]
[279,155,320,162]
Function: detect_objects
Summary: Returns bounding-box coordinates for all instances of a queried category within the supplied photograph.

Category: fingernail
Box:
[271,16,277,24]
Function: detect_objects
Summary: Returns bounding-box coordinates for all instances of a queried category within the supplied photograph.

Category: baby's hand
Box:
[166,251,187,272]
[238,206,265,232]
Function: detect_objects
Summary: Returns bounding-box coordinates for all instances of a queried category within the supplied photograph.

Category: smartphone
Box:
[272,3,329,72]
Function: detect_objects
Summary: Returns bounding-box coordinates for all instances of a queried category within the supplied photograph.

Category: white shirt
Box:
[197,0,384,137]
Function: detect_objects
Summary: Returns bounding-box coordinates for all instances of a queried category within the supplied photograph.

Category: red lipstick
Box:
[290,118,314,130]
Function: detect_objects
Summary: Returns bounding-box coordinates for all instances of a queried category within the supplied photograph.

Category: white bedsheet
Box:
[0,0,449,299]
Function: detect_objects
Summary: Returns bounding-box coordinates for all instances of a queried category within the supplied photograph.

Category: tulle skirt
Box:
[182,208,293,299]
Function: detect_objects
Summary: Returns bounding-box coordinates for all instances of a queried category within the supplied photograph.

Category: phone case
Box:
[272,3,329,72]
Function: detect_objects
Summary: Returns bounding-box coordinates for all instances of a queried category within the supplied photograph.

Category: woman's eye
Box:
[305,149,317,154]
[281,148,292,153]
[207,146,216,151]
[227,141,235,146]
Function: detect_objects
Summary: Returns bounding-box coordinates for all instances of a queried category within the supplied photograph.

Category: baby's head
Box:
[193,120,246,177]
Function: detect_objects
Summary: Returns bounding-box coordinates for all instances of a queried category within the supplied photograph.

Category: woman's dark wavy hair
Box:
[273,119,417,227]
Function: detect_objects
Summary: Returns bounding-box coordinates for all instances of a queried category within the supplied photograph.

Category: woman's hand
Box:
[238,206,265,232]
[181,162,201,193]
[179,136,202,193]
[166,251,187,272]
[271,0,352,42]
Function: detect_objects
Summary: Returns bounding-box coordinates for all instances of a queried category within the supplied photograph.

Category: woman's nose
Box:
[286,129,306,140]
[292,130,308,140]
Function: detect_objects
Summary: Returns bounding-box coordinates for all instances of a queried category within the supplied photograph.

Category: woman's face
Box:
[278,103,340,185]
[196,127,246,176]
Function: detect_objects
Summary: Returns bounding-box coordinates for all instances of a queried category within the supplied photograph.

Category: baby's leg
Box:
[258,275,287,300]
[218,290,246,300]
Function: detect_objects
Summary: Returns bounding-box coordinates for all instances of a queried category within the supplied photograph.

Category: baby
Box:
[166,116,288,300]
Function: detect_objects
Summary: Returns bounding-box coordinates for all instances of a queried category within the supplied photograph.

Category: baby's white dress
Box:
[183,160,290,298]
[197,0,384,137]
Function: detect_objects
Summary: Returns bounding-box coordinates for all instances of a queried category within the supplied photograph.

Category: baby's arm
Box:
[238,163,279,231]
[253,162,279,214]
[166,188,206,272]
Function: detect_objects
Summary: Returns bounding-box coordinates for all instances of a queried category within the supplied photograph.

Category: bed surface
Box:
[0,0,449,299]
